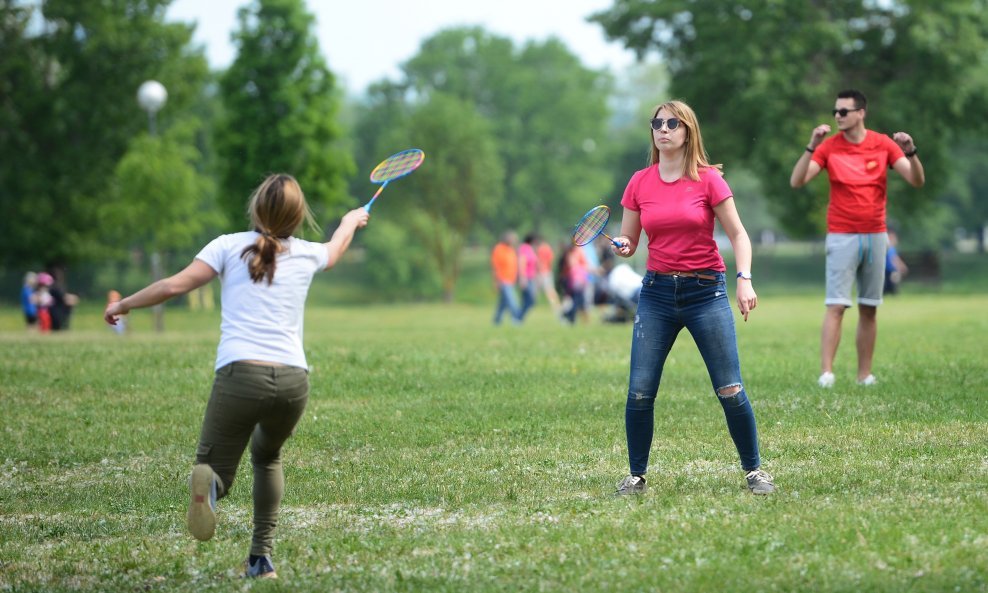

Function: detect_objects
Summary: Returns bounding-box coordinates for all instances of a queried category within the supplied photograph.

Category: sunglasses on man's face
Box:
[832,108,862,117]
[650,117,681,131]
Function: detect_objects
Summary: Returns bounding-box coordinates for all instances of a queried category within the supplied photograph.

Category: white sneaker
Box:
[857,374,877,386]
[817,372,835,388]
[745,469,776,495]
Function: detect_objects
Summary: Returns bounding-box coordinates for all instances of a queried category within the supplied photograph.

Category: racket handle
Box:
[603,233,621,248]
[364,183,386,212]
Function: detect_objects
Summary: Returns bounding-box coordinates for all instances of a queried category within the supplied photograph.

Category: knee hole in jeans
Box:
[626,391,655,411]
[716,383,743,403]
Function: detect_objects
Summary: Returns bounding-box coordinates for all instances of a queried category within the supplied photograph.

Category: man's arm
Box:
[790,124,831,188]
[891,132,925,188]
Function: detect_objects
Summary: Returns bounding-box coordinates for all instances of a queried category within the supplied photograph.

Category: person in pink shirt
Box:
[610,100,773,496]
[790,89,925,389]
[517,233,539,319]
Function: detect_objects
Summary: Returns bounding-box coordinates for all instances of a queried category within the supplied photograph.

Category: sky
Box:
[165,0,637,95]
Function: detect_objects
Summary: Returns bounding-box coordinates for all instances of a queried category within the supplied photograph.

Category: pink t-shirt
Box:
[620,166,732,272]
[518,243,537,280]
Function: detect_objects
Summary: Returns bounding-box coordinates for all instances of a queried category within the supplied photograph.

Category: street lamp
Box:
[137,80,168,332]
[137,80,167,135]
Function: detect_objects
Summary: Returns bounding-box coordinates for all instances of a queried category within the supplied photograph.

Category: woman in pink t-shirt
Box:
[610,100,774,496]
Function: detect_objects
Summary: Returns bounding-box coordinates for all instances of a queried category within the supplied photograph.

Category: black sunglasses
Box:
[832,108,863,117]
[650,117,681,131]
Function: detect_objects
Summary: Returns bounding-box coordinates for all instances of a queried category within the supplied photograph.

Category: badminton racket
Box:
[363,148,425,212]
[572,205,620,247]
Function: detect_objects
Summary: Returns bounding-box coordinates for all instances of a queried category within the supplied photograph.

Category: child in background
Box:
[21,272,38,330]
[35,272,54,333]
[107,290,126,334]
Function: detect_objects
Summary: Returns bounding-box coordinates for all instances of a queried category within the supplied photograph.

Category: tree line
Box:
[2,0,986,303]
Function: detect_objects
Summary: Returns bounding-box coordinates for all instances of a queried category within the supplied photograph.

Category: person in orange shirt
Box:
[491,231,522,325]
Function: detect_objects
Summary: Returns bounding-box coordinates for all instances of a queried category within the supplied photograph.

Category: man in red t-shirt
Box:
[790,89,925,389]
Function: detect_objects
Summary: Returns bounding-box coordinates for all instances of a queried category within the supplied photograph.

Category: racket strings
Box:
[370,150,425,182]
[573,207,609,245]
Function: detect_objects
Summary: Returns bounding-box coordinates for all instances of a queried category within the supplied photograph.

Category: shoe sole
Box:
[614,489,646,496]
[245,571,278,579]
[187,464,216,541]
[614,483,647,496]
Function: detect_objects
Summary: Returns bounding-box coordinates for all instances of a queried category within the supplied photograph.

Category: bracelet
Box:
[737,272,752,280]
[904,148,918,158]
[805,146,815,153]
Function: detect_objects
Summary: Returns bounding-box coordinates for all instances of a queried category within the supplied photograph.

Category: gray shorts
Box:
[825,232,889,308]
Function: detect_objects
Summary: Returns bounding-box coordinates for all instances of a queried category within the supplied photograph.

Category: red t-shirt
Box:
[812,130,905,233]
[620,166,732,272]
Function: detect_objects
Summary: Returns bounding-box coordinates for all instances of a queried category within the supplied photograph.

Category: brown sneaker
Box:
[187,464,217,541]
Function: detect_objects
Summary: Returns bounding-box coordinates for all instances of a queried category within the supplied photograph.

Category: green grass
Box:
[1,294,986,592]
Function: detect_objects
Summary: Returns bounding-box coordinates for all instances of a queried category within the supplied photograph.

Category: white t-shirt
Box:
[608,263,644,302]
[196,232,330,370]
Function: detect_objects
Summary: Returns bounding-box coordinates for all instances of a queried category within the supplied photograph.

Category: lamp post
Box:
[137,80,167,135]
[137,80,168,332]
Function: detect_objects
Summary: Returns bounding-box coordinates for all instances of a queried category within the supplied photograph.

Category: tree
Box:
[397,27,615,234]
[98,120,220,330]
[935,139,988,251]
[215,0,352,233]
[0,0,209,268]
[591,0,988,237]
[360,94,504,302]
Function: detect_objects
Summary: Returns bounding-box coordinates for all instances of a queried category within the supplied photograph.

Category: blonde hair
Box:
[240,174,318,285]
[648,100,722,181]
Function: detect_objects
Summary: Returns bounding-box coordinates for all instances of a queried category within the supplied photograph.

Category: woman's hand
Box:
[104,299,129,326]
[736,280,757,322]
[611,236,635,258]
[342,208,370,229]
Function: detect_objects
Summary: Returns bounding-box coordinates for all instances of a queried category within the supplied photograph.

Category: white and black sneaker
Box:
[614,474,647,496]
[745,469,775,495]
[244,555,278,579]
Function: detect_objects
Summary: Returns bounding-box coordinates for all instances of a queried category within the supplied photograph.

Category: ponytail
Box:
[240,173,314,285]
[240,231,284,285]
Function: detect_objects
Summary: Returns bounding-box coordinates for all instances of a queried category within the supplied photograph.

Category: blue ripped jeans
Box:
[625,271,761,475]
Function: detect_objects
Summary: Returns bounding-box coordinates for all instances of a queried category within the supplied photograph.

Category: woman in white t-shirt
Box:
[105,173,369,579]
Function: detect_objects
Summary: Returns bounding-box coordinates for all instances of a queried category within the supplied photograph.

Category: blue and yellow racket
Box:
[572,205,620,247]
[363,148,425,212]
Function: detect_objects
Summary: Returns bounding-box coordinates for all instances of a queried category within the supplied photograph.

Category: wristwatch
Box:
[737,272,752,280]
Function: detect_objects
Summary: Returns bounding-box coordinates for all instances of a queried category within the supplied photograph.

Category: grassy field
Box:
[1,292,986,592]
